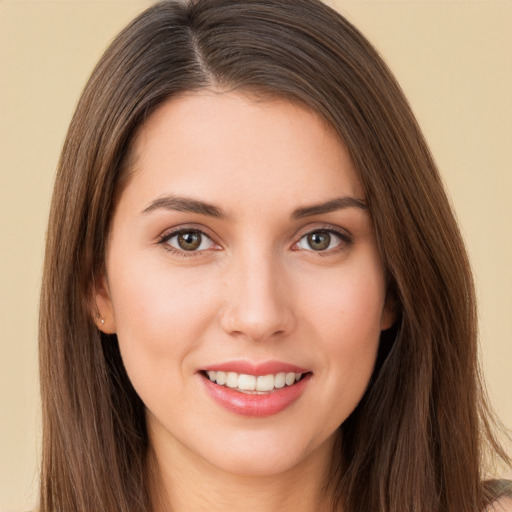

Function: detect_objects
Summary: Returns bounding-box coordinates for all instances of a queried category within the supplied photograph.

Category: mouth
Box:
[199,364,312,417]
[201,370,308,394]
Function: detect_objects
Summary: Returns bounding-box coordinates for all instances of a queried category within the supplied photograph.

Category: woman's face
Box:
[97,91,393,478]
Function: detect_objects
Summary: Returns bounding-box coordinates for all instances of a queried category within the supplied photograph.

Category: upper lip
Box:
[201,360,309,376]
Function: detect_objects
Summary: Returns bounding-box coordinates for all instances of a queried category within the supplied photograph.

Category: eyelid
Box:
[155,223,352,257]
[292,224,353,252]
[156,225,221,256]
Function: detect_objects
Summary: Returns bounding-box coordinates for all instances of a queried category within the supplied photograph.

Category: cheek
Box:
[300,255,386,392]
[107,254,219,369]
[303,254,386,340]
[105,256,225,420]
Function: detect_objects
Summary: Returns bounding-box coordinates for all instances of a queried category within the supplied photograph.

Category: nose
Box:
[219,250,296,343]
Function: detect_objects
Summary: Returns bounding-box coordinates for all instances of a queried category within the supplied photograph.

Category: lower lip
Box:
[201,374,311,417]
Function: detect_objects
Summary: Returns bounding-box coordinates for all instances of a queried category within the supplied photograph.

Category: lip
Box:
[202,360,309,376]
[199,360,312,417]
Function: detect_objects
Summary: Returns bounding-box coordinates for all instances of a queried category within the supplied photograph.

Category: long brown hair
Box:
[39,1,510,510]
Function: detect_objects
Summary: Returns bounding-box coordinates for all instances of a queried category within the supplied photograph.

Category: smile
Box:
[205,370,304,393]
[200,364,312,417]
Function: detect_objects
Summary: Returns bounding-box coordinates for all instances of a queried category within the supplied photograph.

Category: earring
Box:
[100,318,105,325]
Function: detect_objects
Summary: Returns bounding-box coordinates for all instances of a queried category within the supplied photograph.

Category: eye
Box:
[161,229,215,252]
[295,229,347,252]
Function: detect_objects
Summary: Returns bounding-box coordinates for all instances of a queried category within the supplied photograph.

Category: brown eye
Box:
[307,231,331,251]
[177,231,202,251]
[296,229,347,252]
[164,229,215,252]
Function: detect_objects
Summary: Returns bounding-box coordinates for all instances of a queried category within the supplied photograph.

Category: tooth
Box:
[210,370,304,390]
[285,372,296,386]
[274,372,286,388]
[256,374,275,392]
[226,372,238,388]
[238,374,256,391]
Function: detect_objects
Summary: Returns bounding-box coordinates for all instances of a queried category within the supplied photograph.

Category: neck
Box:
[147,426,339,512]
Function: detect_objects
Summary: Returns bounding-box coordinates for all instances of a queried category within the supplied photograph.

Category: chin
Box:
[190,426,338,479]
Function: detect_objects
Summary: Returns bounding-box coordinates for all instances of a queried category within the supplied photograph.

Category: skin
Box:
[96,90,394,512]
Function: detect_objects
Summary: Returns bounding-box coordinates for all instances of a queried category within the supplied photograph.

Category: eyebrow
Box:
[292,196,367,218]
[141,196,226,218]
[141,194,367,219]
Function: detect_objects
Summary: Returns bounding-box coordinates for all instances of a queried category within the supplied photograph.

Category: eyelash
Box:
[157,225,352,258]
[293,226,352,255]
[157,227,218,258]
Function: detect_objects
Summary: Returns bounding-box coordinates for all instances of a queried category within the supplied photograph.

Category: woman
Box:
[39,0,511,511]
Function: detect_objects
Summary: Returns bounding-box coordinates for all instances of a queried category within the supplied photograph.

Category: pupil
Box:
[308,231,330,251]
[178,231,201,251]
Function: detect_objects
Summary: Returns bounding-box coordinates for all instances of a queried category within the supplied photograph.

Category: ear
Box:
[92,273,117,334]
[380,290,397,331]
[380,307,395,331]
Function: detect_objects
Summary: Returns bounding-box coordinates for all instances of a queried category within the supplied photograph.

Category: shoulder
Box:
[486,496,512,512]
[484,480,512,511]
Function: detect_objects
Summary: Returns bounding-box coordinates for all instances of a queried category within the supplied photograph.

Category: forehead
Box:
[123,90,364,213]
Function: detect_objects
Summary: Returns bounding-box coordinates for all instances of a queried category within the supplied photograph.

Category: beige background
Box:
[0,1,510,510]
